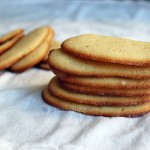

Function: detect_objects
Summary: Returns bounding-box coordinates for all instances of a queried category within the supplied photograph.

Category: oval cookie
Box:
[0,26,49,70]
[42,87,150,117]
[48,49,150,79]
[52,68,150,89]
[0,32,23,54]
[49,77,150,106]
[60,80,150,96]
[10,28,53,72]
[0,28,23,44]
[62,34,150,66]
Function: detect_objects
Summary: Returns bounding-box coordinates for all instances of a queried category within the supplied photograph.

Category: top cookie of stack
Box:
[43,34,150,117]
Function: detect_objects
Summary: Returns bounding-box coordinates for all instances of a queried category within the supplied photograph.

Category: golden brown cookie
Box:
[49,77,150,106]
[0,29,23,44]
[10,35,51,72]
[0,32,23,55]
[60,80,150,96]
[52,68,150,89]
[0,26,49,70]
[62,34,150,66]
[48,49,150,79]
[42,87,150,117]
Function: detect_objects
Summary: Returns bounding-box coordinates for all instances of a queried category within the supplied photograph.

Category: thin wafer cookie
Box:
[0,26,49,70]
[11,39,50,72]
[42,87,150,117]
[0,29,23,44]
[49,77,150,106]
[11,29,53,72]
[0,32,23,54]
[52,68,150,89]
[60,80,150,96]
[62,34,150,66]
[48,49,150,79]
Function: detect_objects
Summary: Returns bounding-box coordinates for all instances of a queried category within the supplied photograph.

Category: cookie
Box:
[38,63,50,70]
[43,40,60,62]
[0,26,49,70]
[10,31,52,72]
[0,29,23,44]
[48,49,150,79]
[49,77,150,106]
[0,32,23,54]
[60,80,150,96]
[62,34,150,66]
[52,68,150,89]
[42,87,150,117]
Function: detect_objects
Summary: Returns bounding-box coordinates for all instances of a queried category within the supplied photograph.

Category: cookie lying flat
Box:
[62,34,150,66]
[49,77,150,106]
[11,37,51,72]
[49,49,150,79]
[42,87,150,117]
[52,69,150,89]
[0,32,23,54]
[0,29,23,44]
[43,40,60,62]
[38,63,50,70]
[60,80,150,96]
[0,26,49,70]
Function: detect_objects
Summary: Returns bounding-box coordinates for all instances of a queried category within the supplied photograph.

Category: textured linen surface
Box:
[1,1,150,150]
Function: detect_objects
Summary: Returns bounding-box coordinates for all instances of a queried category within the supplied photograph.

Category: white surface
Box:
[1,1,150,150]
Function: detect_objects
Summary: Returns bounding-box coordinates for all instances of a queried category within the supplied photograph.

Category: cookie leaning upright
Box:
[0,26,49,70]
[0,28,23,44]
[61,34,150,66]
[10,27,53,72]
[0,29,24,54]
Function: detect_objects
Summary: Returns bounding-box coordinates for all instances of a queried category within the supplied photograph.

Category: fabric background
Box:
[1,0,150,150]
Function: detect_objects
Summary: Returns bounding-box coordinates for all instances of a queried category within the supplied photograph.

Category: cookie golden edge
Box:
[10,40,50,72]
[52,68,150,89]
[60,79,150,97]
[49,77,150,106]
[61,34,150,67]
[0,28,24,44]
[42,87,150,117]
[10,27,53,72]
[48,49,150,79]
[0,26,50,71]
[0,32,24,54]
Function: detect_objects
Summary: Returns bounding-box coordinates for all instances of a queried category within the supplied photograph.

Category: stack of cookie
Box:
[42,34,150,117]
[0,26,59,72]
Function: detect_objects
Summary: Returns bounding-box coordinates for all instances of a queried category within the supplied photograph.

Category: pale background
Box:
[0,0,150,150]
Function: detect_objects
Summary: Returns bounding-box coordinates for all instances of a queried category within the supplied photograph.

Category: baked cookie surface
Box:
[0,26,49,70]
[42,87,150,117]
[0,32,23,54]
[49,77,150,106]
[52,68,150,89]
[60,80,150,96]
[48,49,150,79]
[0,28,23,44]
[62,34,150,66]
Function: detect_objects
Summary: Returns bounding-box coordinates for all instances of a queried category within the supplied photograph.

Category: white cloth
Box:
[1,1,150,150]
